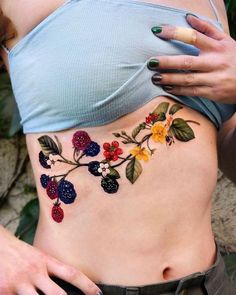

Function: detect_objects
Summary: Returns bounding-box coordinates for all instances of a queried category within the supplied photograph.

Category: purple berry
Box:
[46,180,58,199]
[58,180,77,204]
[72,131,91,150]
[40,174,50,188]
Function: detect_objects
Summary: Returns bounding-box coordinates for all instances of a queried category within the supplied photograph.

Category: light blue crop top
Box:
[2,0,236,133]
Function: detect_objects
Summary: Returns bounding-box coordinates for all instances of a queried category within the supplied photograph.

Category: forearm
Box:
[218,125,236,183]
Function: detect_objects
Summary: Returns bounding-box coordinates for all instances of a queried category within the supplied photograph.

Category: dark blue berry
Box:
[101,176,119,194]
[88,161,101,176]
[40,174,50,188]
[58,180,77,204]
[84,141,100,157]
[39,151,51,169]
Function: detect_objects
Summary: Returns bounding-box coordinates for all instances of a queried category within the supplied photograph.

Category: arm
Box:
[217,113,236,183]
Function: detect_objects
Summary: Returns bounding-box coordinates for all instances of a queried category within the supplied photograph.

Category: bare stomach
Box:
[26,95,218,285]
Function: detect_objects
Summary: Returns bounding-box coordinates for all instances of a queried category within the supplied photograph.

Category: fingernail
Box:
[147,59,159,70]
[97,291,103,295]
[152,73,162,84]
[151,26,162,35]
[185,13,199,19]
[163,85,173,91]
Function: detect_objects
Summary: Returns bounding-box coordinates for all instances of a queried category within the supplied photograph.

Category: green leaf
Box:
[132,125,143,139]
[169,104,183,115]
[38,135,60,156]
[155,112,166,121]
[170,118,195,142]
[153,102,169,115]
[109,167,120,179]
[15,198,39,245]
[126,157,143,184]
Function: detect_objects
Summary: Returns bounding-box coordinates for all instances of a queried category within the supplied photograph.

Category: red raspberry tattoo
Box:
[51,203,64,223]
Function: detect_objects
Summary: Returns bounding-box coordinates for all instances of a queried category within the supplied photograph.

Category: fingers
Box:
[152,24,218,51]
[147,55,216,71]
[16,283,39,295]
[186,14,225,40]
[162,85,214,99]
[33,274,67,295]
[46,255,102,295]
[151,72,213,87]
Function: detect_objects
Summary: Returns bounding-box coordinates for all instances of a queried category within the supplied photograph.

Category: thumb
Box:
[186,13,225,41]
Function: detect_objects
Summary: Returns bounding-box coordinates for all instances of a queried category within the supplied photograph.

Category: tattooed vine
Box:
[38,102,200,223]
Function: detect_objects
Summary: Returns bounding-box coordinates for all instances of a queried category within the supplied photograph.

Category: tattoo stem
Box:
[111,154,133,168]
[59,154,77,165]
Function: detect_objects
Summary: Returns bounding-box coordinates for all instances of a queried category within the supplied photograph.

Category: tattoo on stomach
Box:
[37,102,200,223]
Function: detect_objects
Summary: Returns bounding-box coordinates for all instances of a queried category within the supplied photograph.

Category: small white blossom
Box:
[98,163,110,177]
[47,154,56,166]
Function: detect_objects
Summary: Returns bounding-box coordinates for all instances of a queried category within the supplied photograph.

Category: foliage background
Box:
[0,0,236,284]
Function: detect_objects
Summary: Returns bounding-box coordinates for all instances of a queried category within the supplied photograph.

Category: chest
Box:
[2,0,218,50]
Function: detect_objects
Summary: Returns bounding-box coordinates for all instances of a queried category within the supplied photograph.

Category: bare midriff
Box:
[1,0,223,287]
[27,95,218,285]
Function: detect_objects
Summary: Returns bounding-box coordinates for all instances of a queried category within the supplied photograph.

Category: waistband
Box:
[49,242,233,295]
[96,243,225,294]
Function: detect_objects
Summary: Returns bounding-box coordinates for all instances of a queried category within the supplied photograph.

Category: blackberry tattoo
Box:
[38,102,200,222]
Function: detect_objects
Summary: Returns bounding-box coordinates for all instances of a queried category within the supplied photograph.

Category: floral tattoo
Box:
[38,102,200,223]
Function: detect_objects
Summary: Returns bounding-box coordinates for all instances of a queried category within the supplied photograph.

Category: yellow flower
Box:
[130,146,150,162]
[151,122,168,143]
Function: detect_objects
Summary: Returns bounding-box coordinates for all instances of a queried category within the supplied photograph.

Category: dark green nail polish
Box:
[185,13,199,19]
[163,85,173,91]
[147,59,159,70]
[152,73,162,84]
[151,26,162,34]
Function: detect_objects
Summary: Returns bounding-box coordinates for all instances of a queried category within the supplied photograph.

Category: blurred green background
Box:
[0,0,236,284]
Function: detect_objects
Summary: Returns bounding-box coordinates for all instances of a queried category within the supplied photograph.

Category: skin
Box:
[0,0,235,294]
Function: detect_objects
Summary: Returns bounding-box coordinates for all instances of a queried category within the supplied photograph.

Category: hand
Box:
[147,14,236,104]
[0,226,102,295]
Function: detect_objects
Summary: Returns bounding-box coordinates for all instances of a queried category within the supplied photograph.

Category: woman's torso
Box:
[0,0,227,285]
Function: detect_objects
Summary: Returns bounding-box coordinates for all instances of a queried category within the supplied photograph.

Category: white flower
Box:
[46,154,56,166]
[98,163,110,177]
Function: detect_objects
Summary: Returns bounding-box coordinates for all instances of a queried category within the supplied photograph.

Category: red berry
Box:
[103,151,111,159]
[152,114,158,121]
[110,151,115,157]
[111,141,119,148]
[46,181,58,199]
[112,155,119,161]
[146,117,151,124]
[103,142,110,150]
[115,148,123,155]
[51,204,64,223]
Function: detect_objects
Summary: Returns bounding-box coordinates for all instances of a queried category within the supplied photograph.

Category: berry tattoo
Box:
[38,102,200,222]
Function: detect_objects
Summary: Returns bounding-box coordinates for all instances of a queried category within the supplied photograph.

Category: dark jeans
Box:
[39,243,235,295]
